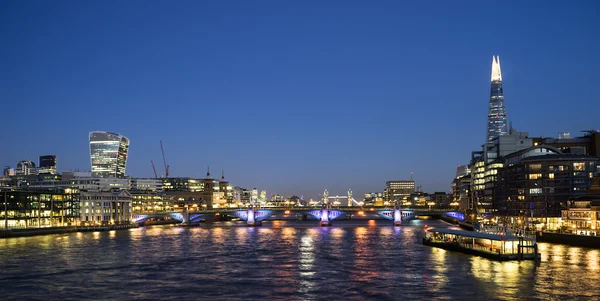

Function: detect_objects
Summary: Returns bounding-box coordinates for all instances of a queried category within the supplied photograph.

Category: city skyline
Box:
[1,1,599,199]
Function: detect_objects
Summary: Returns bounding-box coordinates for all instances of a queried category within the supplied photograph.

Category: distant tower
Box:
[323,189,329,204]
[347,189,353,207]
[486,56,509,142]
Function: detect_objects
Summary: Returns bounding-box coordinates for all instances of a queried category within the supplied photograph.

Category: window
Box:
[548,173,554,179]
[529,164,542,172]
[573,163,585,171]
[530,188,542,194]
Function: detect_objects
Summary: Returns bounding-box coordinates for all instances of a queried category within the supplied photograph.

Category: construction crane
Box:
[160,140,170,178]
[150,161,158,178]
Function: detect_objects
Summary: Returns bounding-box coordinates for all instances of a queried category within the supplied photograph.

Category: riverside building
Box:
[0,187,81,229]
[495,145,598,230]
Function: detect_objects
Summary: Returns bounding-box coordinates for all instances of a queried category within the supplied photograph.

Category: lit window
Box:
[573,163,585,171]
[548,173,554,179]
[529,188,542,194]
[529,173,542,180]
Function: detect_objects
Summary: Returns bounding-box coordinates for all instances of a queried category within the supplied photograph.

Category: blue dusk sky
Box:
[1,0,599,200]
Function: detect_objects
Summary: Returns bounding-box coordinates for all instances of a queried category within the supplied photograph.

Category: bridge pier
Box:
[320,205,332,226]
[393,209,402,226]
[246,206,261,226]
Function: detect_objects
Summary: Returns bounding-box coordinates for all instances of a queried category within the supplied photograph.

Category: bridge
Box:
[132,205,465,227]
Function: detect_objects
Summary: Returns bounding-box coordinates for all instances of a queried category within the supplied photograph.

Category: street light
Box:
[427,202,435,210]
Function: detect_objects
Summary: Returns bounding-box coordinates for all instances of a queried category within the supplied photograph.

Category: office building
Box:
[16,160,37,176]
[533,130,600,158]
[385,180,415,202]
[80,190,132,225]
[561,176,600,234]
[470,131,532,214]
[456,165,471,178]
[89,131,130,178]
[0,187,81,229]
[39,155,58,174]
[495,145,598,230]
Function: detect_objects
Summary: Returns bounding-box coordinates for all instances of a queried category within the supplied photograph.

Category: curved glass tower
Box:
[89,131,130,178]
[486,56,508,142]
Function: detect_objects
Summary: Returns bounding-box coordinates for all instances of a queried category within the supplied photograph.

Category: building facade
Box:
[470,131,533,214]
[0,188,80,229]
[385,180,415,202]
[561,176,600,235]
[495,145,598,230]
[16,160,37,176]
[39,155,58,174]
[80,190,132,225]
[452,175,471,211]
[89,131,130,178]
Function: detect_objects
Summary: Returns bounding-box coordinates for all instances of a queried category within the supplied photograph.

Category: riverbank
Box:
[0,224,139,238]
[537,231,600,248]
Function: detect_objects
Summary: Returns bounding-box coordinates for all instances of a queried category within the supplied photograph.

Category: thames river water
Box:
[1,219,599,301]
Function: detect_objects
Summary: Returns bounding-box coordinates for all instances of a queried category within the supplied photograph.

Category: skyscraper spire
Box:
[491,55,502,82]
[486,55,508,142]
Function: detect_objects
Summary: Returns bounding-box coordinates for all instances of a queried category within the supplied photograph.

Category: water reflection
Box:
[587,250,599,271]
[0,221,598,301]
[298,232,316,296]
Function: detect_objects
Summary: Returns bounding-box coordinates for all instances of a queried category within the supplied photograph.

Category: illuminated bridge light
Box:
[306,210,345,221]
[233,210,272,222]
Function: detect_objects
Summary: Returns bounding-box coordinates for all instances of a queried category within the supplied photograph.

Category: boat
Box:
[423,227,540,261]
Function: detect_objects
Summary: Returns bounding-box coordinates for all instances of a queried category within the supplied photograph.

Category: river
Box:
[0,219,598,300]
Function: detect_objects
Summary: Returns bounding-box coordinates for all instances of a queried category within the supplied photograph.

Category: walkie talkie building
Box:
[89,131,130,178]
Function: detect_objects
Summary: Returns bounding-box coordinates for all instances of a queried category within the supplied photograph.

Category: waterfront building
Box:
[486,56,508,142]
[470,130,532,214]
[430,192,453,207]
[452,174,471,212]
[131,192,174,213]
[201,170,226,208]
[561,176,600,235]
[495,145,598,230]
[16,160,37,176]
[89,131,130,178]
[39,155,58,174]
[385,180,415,202]
[456,165,471,178]
[0,187,81,229]
[532,130,600,158]
[80,190,132,225]
[408,191,431,206]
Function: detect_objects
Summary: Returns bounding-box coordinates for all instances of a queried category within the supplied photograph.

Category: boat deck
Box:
[423,227,540,261]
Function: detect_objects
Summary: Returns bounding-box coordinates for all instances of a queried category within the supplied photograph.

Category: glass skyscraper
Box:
[89,131,130,178]
[486,55,508,142]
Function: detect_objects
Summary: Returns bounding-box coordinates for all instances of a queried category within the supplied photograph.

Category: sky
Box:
[1,0,599,200]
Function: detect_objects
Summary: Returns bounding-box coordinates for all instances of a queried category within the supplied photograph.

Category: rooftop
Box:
[426,227,534,242]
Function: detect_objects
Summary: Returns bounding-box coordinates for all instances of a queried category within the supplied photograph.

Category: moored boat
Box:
[423,228,540,261]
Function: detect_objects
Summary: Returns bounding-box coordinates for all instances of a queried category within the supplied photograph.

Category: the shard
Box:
[486,56,508,142]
